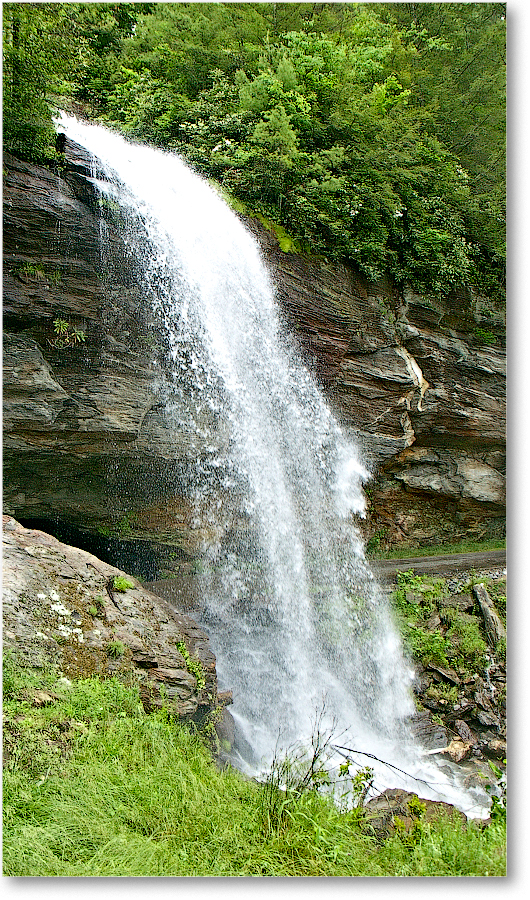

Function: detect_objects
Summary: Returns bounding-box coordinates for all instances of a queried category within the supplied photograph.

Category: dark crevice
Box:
[18,517,164,581]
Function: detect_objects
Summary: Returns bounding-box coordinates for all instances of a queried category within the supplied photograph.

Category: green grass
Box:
[441,607,488,669]
[368,537,506,561]
[3,652,506,876]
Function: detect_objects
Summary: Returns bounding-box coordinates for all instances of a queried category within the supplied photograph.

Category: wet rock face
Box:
[253,221,505,549]
[2,516,219,722]
[3,148,505,563]
[2,150,226,562]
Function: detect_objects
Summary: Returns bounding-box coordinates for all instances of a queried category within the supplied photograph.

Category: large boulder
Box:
[2,516,222,723]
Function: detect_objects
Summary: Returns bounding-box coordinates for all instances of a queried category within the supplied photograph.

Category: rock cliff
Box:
[2,143,505,571]
[252,223,505,551]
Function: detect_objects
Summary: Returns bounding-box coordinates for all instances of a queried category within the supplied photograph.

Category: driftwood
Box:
[425,739,473,763]
[472,583,506,648]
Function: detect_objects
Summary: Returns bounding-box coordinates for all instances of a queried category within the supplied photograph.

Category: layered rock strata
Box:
[3,149,223,569]
[253,222,505,550]
[2,144,505,565]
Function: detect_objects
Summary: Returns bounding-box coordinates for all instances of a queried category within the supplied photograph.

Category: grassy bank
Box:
[3,651,506,876]
[367,537,506,561]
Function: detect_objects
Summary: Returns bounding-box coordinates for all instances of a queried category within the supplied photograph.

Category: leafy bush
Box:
[3,3,505,300]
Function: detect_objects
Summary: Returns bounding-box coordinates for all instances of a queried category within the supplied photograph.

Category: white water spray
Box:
[56,113,489,816]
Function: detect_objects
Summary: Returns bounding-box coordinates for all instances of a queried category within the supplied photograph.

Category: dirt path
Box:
[371,548,506,581]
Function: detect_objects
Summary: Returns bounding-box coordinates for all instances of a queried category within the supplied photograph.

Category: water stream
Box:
[56,113,489,816]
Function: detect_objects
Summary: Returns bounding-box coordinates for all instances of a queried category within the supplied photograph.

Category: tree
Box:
[3,3,59,160]
[375,2,506,285]
[2,3,143,159]
[3,2,505,299]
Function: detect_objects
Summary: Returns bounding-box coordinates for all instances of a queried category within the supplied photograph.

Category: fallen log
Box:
[472,583,506,648]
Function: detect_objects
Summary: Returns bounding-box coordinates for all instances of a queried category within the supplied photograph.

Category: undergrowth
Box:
[391,570,495,674]
[2,651,506,876]
[392,572,451,667]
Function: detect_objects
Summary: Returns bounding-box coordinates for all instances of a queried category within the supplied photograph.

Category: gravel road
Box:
[371,549,506,581]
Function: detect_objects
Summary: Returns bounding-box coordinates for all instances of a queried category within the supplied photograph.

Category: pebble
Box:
[445,567,506,595]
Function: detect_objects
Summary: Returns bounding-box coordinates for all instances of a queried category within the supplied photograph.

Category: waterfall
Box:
[56,113,489,816]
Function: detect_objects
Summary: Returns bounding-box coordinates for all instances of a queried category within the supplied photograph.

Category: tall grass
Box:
[3,652,506,876]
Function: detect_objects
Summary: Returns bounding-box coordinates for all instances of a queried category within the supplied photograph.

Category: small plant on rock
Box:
[425,683,458,706]
[113,576,133,593]
[20,262,46,279]
[50,319,86,349]
[106,640,125,659]
[177,640,206,691]
[407,794,427,819]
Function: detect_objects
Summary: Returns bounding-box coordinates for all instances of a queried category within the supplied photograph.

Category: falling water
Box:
[56,113,489,816]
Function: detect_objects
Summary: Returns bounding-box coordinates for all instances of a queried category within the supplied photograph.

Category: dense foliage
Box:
[3,2,506,299]
[3,651,506,876]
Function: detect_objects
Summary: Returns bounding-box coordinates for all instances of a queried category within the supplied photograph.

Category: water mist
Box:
[56,113,489,817]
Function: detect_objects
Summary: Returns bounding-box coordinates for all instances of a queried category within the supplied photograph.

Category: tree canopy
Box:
[2,2,506,300]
